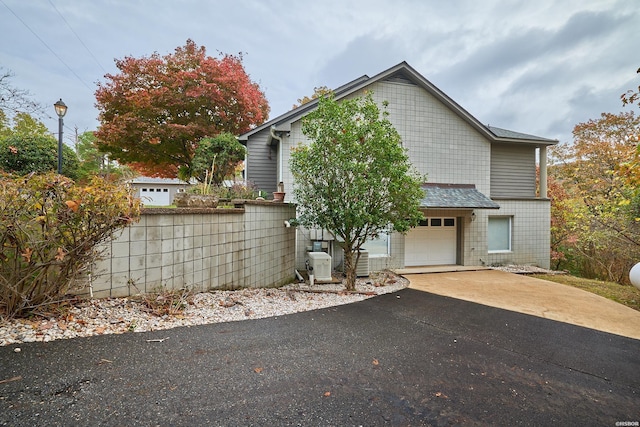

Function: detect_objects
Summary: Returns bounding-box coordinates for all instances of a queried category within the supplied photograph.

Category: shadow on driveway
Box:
[1,289,639,426]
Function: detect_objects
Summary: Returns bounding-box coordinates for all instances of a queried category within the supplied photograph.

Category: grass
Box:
[532,274,640,312]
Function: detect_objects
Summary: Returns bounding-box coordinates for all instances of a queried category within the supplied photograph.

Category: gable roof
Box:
[238,61,557,146]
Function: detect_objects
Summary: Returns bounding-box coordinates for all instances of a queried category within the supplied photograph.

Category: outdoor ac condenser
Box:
[356,250,369,277]
[308,252,332,282]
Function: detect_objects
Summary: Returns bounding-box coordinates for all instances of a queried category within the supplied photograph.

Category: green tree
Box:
[188,133,246,184]
[0,111,79,178]
[0,110,11,140]
[74,131,130,181]
[95,39,269,179]
[290,93,425,290]
[0,134,79,179]
[10,112,50,138]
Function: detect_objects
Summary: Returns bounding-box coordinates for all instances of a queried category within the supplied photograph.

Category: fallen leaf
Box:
[323,391,331,397]
[55,247,66,261]
[95,326,106,334]
[65,200,79,212]
[254,367,263,373]
[21,247,33,263]
[372,359,379,366]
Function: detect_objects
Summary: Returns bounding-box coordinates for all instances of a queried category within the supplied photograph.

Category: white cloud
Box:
[0,0,637,146]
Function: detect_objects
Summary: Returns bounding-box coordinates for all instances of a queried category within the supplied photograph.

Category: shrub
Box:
[0,134,80,179]
[0,172,141,318]
[188,180,259,200]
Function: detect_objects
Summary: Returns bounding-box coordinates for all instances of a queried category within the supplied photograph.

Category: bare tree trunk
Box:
[343,248,357,291]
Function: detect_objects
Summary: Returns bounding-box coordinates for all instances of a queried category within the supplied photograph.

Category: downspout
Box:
[270,126,283,184]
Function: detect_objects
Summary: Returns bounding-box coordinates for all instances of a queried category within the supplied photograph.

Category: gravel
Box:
[490,264,564,275]
[0,272,408,347]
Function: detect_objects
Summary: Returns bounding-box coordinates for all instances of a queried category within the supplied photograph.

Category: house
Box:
[129,176,191,206]
[238,62,558,273]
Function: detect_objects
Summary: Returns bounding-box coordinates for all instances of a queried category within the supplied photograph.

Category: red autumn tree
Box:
[94,40,269,178]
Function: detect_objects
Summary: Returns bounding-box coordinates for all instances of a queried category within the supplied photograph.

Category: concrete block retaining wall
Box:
[86,201,297,298]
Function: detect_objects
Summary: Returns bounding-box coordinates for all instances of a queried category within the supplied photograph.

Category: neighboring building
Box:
[238,62,558,272]
[129,177,191,206]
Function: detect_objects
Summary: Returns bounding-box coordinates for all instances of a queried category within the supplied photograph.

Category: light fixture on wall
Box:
[471,211,476,221]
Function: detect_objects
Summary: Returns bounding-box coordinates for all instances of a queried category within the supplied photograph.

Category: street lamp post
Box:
[53,99,68,174]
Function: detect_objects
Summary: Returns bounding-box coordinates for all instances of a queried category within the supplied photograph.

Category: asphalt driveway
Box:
[1,289,639,426]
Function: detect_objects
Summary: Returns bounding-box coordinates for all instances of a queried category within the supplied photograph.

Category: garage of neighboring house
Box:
[139,187,171,206]
[129,177,192,206]
[405,183,500,267]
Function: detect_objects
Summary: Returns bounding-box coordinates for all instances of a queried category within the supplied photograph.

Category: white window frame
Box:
[488,216,512,253]
[362,229,391,258]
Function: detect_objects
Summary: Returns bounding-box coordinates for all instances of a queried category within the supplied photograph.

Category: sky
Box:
[0,0,638,147]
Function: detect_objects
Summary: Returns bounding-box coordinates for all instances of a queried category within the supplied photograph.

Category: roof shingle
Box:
[420,183,500,209]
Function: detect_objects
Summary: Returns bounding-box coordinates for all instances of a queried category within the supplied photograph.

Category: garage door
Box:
[140,187,171,206]
[405,218,457,266]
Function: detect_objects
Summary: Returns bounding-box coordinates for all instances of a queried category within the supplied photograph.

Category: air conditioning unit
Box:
[307,252,332,282]
[356,250,369,277]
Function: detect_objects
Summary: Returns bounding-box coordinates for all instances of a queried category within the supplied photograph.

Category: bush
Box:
[0,172,141,318]
[188,180,259,200]
[0,134,80,179]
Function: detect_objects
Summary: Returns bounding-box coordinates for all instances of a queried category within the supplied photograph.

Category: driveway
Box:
[406,269,640,340]
[1,279,639,425]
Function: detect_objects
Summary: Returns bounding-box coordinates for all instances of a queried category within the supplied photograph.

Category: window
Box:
[488,216,512,252]
[362,230,390,257]
[430,218,442,227]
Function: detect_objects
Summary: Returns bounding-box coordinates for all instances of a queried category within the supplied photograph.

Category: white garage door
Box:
[140,187,171,206]
[405,218,457,266]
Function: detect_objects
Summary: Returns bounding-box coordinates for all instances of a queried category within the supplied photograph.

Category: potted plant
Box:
[273,181,285,202]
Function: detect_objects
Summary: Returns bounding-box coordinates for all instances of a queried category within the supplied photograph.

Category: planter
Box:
[272,192,285,202]
[173,193,218,208]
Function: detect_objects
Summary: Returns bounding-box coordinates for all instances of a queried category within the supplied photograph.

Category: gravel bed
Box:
[0,273,407,347]
[490,264,564,275]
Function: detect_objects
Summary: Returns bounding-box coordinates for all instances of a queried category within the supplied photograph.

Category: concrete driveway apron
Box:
[405,269,640,340]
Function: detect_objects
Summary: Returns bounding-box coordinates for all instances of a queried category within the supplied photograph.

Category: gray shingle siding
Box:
[490,144,536,198]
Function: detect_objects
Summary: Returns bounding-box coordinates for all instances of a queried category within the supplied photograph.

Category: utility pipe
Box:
[270,126,283,183]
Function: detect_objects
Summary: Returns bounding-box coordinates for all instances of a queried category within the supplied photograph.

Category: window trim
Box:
[488,216,512,253]
[362,229,391,258]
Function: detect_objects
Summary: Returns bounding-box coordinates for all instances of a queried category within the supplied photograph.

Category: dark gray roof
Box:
[129,177,194,185]
[421,184,500,209]
[487,126,557,144]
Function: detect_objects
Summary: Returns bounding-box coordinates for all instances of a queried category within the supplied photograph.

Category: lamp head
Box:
[54,99,67,118]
